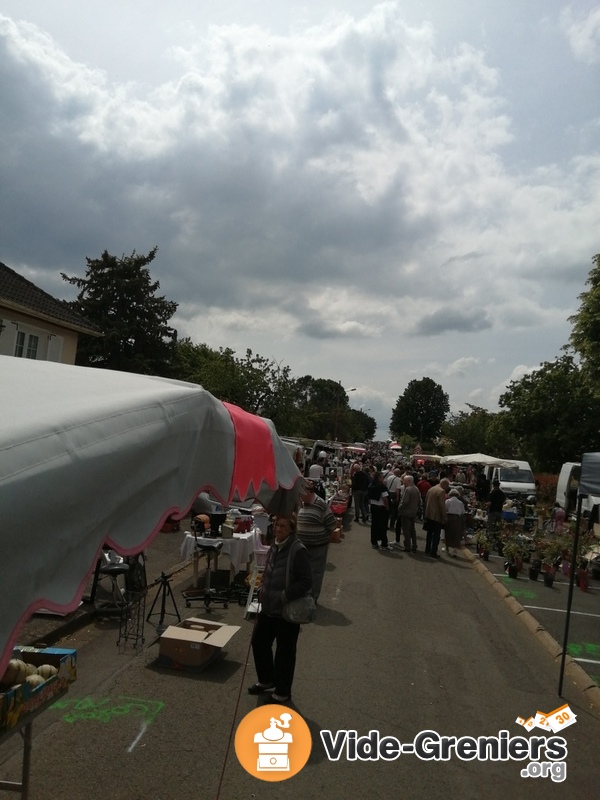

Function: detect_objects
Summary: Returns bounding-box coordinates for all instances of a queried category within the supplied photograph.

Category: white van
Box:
[556,462,600,519]
[484,460,536,501]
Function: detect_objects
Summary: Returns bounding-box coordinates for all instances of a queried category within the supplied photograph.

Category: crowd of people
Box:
[346,460,478,557]
[247,448,507,705]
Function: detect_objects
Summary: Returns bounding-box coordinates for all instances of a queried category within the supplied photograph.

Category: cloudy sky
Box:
[1,1,599,438]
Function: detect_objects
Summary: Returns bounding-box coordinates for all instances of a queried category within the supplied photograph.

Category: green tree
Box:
[390,378,450,444]
[498,355,600,471]
[290,377,345,440]
[174,339,239,399]
[441,404,494,454]
[174,340,301,435]
[569,253,600,384]
[62,248,177,376]
[348,408,376,442]
[484,411,520,460]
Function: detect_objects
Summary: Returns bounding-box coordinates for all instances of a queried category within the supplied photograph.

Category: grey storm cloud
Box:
[412,307,492,337]
[1,2,599,433]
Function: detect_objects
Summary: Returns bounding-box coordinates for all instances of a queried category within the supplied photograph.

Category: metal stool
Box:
[182,540,230,611]
[90,549,129,611]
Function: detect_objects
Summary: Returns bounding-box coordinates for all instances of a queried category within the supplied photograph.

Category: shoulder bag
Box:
[281,539,316,624]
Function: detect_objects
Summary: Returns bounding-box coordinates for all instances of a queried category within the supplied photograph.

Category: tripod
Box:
[146,572,181,633]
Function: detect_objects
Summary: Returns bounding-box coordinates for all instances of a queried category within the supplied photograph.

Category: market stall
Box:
[439,453,518,468]
[0,356,304,678]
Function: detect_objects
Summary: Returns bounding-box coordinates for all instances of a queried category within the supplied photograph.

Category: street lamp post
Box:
[334,387,356,441]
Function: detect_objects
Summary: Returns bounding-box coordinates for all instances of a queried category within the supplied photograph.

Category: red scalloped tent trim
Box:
[223,402,277,500]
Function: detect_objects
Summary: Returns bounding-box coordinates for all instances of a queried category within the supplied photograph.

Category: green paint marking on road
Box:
[51,695,164,725]
[498,575,537,600]
[566,642,600,659]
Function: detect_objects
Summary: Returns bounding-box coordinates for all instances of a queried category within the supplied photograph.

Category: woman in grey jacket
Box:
[248,513,312,703]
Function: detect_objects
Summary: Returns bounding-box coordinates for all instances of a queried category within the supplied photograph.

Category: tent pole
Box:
[558,494,584,696]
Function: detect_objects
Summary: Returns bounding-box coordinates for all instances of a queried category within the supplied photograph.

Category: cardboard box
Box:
[158,617,240,671]
[0,646,77,732]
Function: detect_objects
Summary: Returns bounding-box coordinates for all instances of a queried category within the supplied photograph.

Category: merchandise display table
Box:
[0,688,68,800]
[180,531,255,586]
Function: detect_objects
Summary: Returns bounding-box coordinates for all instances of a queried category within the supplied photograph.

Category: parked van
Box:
[484,460,536,501]
[556,461,600,519]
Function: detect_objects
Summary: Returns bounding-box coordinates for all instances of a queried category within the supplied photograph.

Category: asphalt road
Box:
[473,549,600,687]
[1,519,599,800]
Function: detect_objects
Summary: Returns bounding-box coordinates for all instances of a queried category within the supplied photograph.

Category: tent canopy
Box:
[440,453,518,468]
[579,452,600,497]
[0,357,304,674]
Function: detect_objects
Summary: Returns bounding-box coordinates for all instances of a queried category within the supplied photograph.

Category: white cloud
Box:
[0,1,598,440]
[490,364,540,404]
[560,5,600,64]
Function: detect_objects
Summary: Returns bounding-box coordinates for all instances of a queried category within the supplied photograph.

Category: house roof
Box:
[0,262,101,335]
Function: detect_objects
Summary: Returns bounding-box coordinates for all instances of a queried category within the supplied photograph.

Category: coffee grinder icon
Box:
[254,713,293,771]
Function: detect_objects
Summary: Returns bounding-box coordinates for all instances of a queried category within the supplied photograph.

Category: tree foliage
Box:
[441,404,493,454]
[174,343,376,441]
[390,377,450,443]
[62,248,178,376]
[568,253,600,383]
[498,355,600,471]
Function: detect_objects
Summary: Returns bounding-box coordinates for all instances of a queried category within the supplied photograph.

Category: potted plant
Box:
[528,558,541,581]
[539,536,565,587]
[502,535,527,579]
[527,532,544,580]
[475,531,492,561]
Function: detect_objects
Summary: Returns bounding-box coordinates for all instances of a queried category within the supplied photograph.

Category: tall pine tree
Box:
[62,248,178,376]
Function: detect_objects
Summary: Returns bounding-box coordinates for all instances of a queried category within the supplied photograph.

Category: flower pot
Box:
[578,569,589,592]
[543,571,555,588]
[482,550,490,562]
[507,564,519,579]
[528,567,539,581]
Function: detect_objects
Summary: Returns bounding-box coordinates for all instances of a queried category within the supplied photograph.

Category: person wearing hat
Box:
[486,480,506,535]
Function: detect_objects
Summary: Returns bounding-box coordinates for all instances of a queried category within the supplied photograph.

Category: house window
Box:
[26,334,39,359]
[14,331,39,359]
[14,331,25,357]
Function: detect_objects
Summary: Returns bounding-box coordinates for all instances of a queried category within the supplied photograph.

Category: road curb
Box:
[463,547,600,713]
[23,559,193,649]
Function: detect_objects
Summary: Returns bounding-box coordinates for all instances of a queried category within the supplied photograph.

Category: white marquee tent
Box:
[0,357,304,675]
[440,453,518,468]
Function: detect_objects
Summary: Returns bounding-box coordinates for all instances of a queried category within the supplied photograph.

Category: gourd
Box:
[36,664,58,679]
[0,659,28,686]
[25,673,46,688]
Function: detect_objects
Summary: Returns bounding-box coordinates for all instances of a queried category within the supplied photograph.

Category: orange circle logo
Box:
[234,705,312,781]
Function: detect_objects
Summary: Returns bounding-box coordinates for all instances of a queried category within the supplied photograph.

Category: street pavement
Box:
[468,547,600,688]
[2,516,600,800]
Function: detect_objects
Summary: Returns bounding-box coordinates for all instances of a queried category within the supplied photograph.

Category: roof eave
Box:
[0,298,103,338]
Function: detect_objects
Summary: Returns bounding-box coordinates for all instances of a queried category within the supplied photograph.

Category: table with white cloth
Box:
[181,531,255,587]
